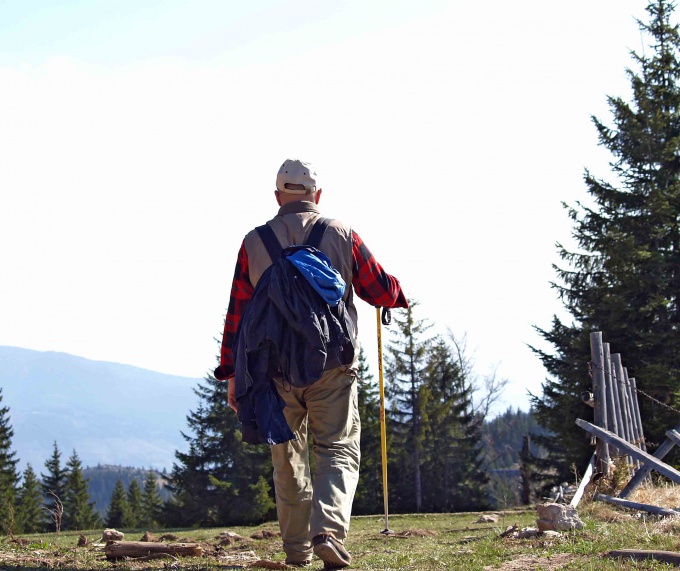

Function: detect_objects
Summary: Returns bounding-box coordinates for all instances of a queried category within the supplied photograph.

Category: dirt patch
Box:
[484,553,579,570]
[392,528,438,538]
[251,530,281,540]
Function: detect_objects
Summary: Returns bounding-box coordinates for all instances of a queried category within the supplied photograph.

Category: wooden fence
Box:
[588,331,646,474]
[572,331,680,510]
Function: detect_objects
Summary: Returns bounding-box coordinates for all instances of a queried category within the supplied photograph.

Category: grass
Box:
[4,483,680,570]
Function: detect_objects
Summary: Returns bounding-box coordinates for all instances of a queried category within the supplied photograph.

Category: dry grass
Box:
[630,479,680,508]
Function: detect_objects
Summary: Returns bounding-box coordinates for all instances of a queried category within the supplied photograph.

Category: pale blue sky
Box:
[1,0,646,414]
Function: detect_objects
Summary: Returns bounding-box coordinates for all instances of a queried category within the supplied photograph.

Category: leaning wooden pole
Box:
[620,425,680,498]
[576,419,680,485]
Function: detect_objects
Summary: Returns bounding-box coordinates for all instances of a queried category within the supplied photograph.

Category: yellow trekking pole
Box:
[376,306,393,535]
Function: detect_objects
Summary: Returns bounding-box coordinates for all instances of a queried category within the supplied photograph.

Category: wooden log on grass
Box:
[575,419,680,485]
[105,540,203,560]
[608,549,680,565]
[594,493,680,517]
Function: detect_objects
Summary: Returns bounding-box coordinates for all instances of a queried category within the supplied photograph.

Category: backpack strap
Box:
[256,223,283,263]
[306,217,331,249]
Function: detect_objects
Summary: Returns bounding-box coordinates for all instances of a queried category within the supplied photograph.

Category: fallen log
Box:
[593,494,680,517]
[104,540,203,560]
[608,549,680,565]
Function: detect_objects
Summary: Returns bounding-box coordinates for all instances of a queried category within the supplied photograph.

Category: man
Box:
[217,159,407,568]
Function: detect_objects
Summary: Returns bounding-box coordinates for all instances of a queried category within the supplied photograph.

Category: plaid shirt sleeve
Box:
[218,240,253,379]
[352,230,408,309]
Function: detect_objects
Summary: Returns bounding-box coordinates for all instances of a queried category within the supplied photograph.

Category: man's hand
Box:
[228,376,238,413]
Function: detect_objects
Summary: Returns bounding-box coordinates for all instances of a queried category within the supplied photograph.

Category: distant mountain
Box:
[0,346,203,473]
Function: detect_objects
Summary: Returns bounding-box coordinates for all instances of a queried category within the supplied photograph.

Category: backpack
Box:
[251,217,357,386]
[223,217,358,445]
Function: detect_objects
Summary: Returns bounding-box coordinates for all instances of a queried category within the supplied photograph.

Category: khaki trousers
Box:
[271,367,360,563]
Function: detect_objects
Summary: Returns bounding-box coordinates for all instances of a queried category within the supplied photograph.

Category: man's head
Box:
[275,159,322,205]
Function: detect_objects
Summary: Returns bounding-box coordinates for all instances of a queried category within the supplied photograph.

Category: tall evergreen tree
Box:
[141,470,163,528]
[41,441,67,530]
[0,388,19,534]
[532,0,680,479]
[353,348,384,515]
[126,478,143,528]
[165,371,273,527]
[420,337,490,512]
[385,300,432,513]
[16,464,43,534]
[106,479,129,528]
[63,450,99,531]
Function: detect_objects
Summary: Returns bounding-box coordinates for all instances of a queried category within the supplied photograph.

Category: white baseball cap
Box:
[276,159,318,194]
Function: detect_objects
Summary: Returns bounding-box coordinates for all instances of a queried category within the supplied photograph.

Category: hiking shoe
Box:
[312,534,351,569]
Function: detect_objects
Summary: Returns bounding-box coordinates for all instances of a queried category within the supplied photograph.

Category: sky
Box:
[0,0,649,416]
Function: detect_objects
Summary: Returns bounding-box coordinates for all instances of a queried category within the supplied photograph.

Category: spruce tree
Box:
[384,300,432,513]
[63,450,99,531]
[353,348,384,515]
[16,464,43,534]
[106,479,129,528]
[165,371,273,527]
[126,478,143,528]
[0,388,19,534]
[420,337,489,512]
[532,0,680,478]
[41,441,67,530]
[141,470,163,528]
[246,475,276,523]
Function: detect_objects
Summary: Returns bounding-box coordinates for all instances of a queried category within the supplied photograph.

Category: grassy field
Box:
[4,485,680,570]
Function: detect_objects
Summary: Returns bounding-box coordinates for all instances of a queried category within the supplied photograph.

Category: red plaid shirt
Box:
[217,230,407,379]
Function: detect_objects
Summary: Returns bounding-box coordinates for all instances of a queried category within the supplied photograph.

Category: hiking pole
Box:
[376,306,393,535]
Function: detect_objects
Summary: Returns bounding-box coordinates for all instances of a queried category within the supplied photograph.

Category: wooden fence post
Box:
[627,373,646,452]
[590,331,610,475]
[612,353,634,465]
[603,343,618,436]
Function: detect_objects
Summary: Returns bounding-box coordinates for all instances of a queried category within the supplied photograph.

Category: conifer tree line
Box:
[0,390,164,534]
[532,0,680,487]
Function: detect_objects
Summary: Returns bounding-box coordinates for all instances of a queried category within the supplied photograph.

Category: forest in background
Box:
[0,375,542,533]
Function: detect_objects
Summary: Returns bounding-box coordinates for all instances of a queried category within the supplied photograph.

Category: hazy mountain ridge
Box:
[83,464,171,515]
[0,346,202,472]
